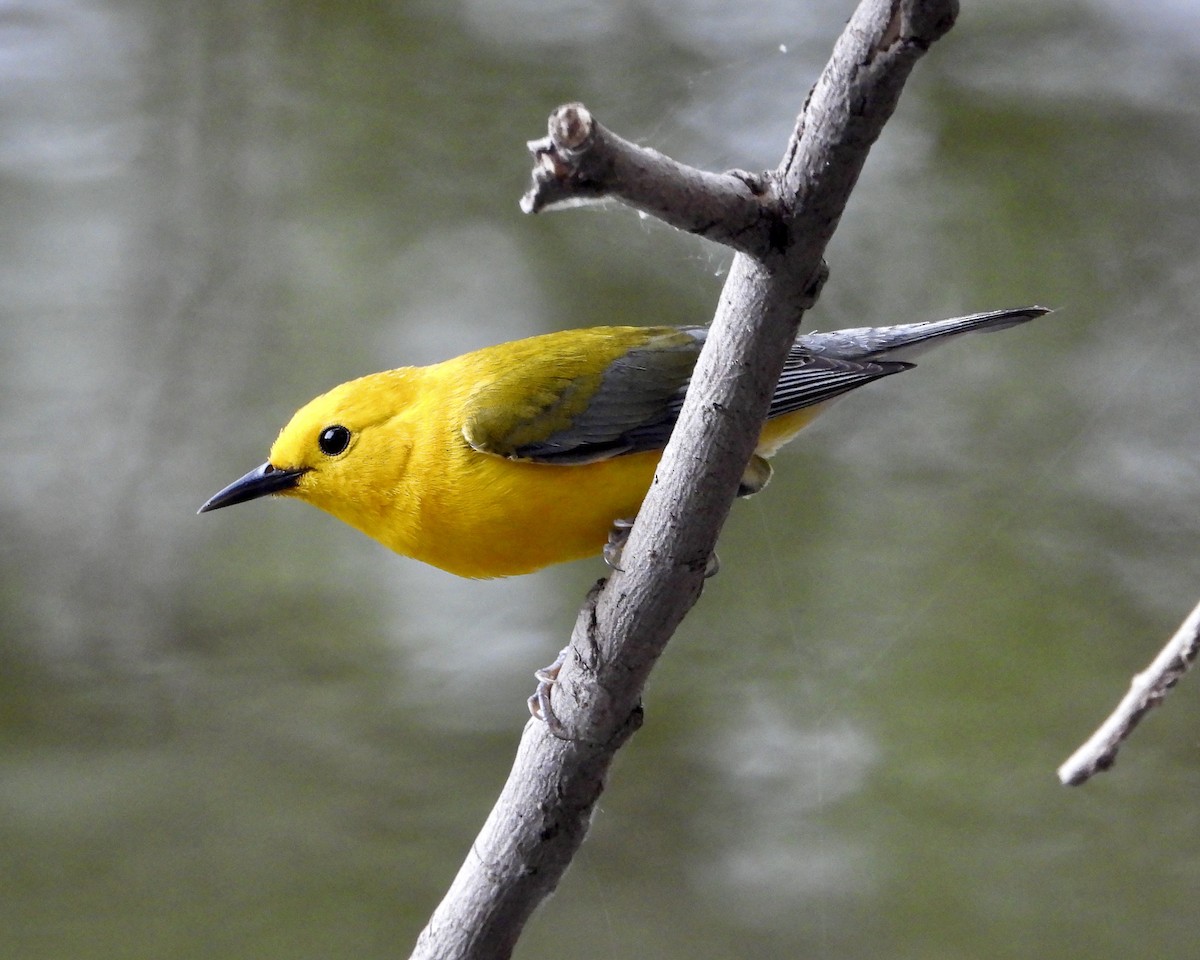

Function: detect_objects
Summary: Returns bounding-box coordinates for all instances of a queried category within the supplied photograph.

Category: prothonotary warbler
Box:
[199,306,1049,578]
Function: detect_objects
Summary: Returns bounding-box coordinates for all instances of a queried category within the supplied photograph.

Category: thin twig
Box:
[1057,597,1200,786]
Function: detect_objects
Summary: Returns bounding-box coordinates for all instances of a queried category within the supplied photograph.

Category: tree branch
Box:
[1057,597,1200,786]
[411,2,959,957]
[522,103,775,257]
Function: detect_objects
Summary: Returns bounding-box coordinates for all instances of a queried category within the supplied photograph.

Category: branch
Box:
[1057,597,1200,786]
[521,103,774,257]
[411,2,958,957]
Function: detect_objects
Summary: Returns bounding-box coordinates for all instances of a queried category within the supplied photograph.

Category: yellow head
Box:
[198,369,429,551]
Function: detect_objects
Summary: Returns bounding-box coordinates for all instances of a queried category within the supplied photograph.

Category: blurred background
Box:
[3,0,1200,957]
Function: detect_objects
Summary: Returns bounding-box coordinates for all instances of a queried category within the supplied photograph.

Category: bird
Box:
[199,306,1049,579]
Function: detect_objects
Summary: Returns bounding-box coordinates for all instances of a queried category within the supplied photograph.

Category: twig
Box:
[521,103,774,256]
[1057,597,1200,786]
[411,2,959,957]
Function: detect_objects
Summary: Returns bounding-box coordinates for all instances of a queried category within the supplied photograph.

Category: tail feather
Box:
[797,306,1052,362]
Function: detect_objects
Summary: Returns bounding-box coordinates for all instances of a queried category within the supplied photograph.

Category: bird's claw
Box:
[605,517,720,578]
[528,645,571,739]
[531,523,713,735]
[603,517,635,572]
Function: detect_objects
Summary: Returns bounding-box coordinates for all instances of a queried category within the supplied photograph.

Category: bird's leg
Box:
[604,516,720,578]
[527,645,570,739]
[602,517,635,571]
[531,509,716,735]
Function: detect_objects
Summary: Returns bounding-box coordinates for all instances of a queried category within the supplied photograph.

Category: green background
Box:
[2,1,1199,957]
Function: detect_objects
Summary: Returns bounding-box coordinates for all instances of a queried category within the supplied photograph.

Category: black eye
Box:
[318,425,351,456]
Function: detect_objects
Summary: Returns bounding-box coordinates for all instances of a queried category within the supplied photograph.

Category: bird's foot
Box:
[527,645,571,739]
[602,517,635,571]
[604,516,720,578]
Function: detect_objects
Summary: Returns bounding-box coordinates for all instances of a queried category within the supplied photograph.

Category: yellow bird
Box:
[199,307,1048,578]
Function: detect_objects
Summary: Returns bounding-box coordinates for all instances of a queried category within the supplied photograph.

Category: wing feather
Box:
[463,327,703,464]
[463,324,909,466]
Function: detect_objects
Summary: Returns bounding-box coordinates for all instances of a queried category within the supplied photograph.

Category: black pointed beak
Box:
[197,462,308,514]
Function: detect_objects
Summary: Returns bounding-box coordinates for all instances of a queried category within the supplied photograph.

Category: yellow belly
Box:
[377,406,824,579]
[404,451,661,578]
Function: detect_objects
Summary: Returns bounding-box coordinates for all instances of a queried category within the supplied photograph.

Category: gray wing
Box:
[469,325,909,466]
[512,328,702,463]
[497,306,1050,463]
[517,333,909,464]
[465,327,705,465]
[767,352,911,419]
